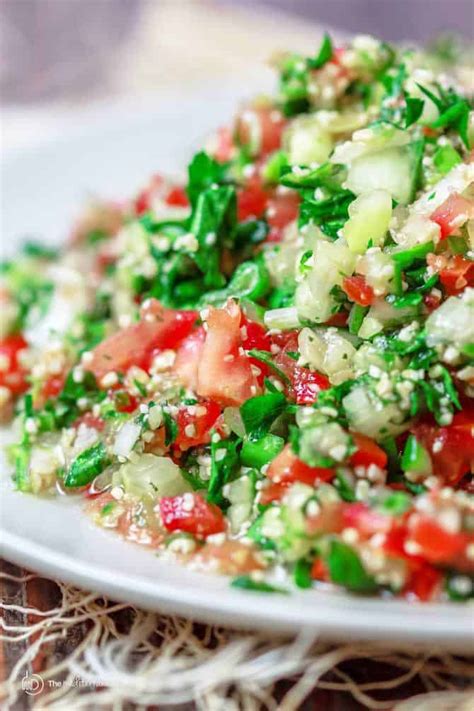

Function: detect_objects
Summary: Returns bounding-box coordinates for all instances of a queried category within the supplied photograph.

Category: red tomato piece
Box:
[266,190,300,242]
[174,400,222,451]
[237,178,268,221]
[341,502,392,538]
[412,416,474,486]
[115,392,139,414]
[404,564,443,602]
[292,366,331,405]
[87,302,197,381]
[423,290,442,312]
[241,317,272,383]
[274,351,330,404]
[310,557,330,582]
[325,311,349,327]
[259,480,291,506]
[42,374,65,400]
[350,433,388,469]
[134,174,164,216]
[438,255,474,295]
[410,516,470,566]
[240,317,271,352]
[213,126,235,163]
[342,275,375,307]
[196,301,260,406]
[159,493,225,538]
[267,444,334,487]
[73,412,105,431]
[307,502,391,538]
[430,193,474,239]
[235,106,286,156]
[272,333,330,404]
[173,326,206,392]
[0,334,29,396]
[165,186,189,208]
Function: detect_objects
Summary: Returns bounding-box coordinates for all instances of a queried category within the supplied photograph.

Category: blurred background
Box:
[0,0,472,149]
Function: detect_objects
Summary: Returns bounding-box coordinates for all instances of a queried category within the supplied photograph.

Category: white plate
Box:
[1,90,473,650]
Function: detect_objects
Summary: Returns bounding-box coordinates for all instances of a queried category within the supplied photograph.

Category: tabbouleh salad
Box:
[2,34,474,601]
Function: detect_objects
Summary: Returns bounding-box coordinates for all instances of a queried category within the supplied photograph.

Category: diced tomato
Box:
[266,190,300,242]
[404,564,443,602]
[438,256,474,295]
[174,399,222,451]
[0,334,29,396]
[173,326,206,392]
[410,516,471,566]
[213,126,235,163]
[330,47,346,66]
[237,178,268,221]
[342,275,375,307]
[267,444,334,487]
[307,501,391,538]
[114,391,139,414]
[165,186,189,208]
[240,317,271,352]
[134,174,164,216]
[159,493,225,538]
[196,301,260,406]
[430,193,474,240]
[270,330,299,351]
[350,433,388,469]
[310,557,329,582]
[423,290,442,312]
[341,503,392,538]
[241,317,272,383]
[272,333,330,404]
[325,311,349,327]
[235,106,286,156]
[73,412,105,431]
[87,301,197,381]
[412,415,474,485]
[274,351,330,404]
[292,366,331,405]
[42,374,65,400]
[259,480,290,506]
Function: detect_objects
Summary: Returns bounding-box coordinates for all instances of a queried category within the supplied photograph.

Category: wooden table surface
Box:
[3,557,470,710]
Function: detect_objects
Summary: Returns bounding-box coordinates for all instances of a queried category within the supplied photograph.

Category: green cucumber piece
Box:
[346,140,424,205]
[401,434,432,474]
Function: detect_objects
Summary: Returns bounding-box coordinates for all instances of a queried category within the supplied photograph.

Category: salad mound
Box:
[2,34,474,601]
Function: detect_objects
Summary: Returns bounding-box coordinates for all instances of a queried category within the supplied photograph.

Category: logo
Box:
[21,673,44,696]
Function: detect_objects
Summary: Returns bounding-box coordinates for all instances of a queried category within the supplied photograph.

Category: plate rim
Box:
[1,527,473,651]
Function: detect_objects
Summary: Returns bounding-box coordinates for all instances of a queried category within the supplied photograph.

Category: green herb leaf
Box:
[240,392,287,439]
[207,438,240,505]
[241,433,285,468]
[294,558,313,589]
[326,540,377,593]
[231,575,288,594]
[65,441,110,488]
[379,491,411,516]
[187,151,228,206]
[307,33,333,70]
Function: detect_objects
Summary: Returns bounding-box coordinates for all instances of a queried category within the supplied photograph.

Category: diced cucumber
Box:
[284,116,333,165]
[342,189,392,253]
[226,473,256,533]
[117,454,190,498]
[401,435,432,475]
[345,140,424,205]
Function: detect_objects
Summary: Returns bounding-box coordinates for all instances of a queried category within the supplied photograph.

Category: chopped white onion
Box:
[112,420,142,459]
